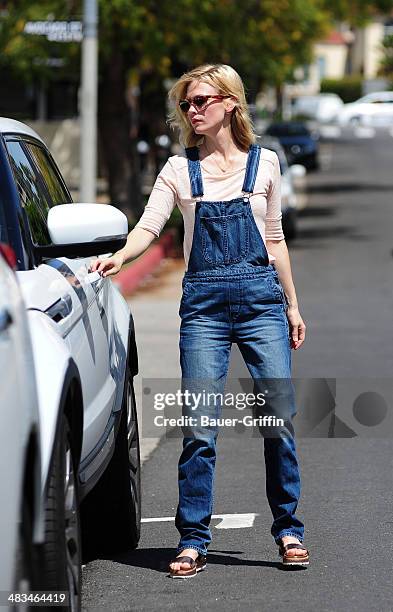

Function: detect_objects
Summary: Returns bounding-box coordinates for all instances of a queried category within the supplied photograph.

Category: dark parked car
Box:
[260,135,306,241]
[264,121,319,170]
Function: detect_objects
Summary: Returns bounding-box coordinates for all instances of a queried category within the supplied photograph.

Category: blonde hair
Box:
[168,64,256,151]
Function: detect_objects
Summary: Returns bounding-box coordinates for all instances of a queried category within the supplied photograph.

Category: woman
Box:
[90,63,309,578]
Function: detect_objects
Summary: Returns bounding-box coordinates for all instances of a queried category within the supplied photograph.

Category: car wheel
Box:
[81,370,141,556]
[39,414,82,612]
[349,116,361,126]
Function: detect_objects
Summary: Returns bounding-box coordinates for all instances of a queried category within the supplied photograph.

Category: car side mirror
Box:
[35,203,128,259]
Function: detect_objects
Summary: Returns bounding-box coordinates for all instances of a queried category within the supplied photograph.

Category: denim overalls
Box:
[175,144,304,557]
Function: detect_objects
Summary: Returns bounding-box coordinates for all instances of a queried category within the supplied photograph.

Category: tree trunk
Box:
[139,71,170,175]
[275,83,283,119]
[98,51,143,224]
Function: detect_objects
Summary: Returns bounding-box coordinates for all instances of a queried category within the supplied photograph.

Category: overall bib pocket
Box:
[200,211,249,265]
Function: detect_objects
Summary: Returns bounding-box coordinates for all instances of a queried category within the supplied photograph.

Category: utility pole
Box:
[80,0,98,202]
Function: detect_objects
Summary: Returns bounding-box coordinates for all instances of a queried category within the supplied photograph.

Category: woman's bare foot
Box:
[169,548,199,572]
[280,535,305,556]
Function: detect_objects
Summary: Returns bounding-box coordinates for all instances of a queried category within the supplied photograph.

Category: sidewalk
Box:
[126,257,186,463]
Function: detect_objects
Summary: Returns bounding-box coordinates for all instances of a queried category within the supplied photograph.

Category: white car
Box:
[337,91,393,126]
[293,93,344,123]
[0,244,44,610]
[0,118,141,611]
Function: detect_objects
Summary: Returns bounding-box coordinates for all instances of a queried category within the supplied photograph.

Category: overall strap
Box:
[185,146,204,198]
[241,144,261,194]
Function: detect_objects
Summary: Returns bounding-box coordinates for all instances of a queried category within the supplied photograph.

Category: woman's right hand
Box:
[89,252,125,277]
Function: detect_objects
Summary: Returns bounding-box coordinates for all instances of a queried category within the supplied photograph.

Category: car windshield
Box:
[266,123,309,137]
[360,93,393,104]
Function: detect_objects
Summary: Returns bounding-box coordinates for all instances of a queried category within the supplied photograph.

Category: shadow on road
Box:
[83,546,307,574]
[290,223,373,243]
[306,182,393,194]
[298,205,336,217]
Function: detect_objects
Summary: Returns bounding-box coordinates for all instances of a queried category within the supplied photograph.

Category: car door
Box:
[5,137,116,470]
[0,252,41,593]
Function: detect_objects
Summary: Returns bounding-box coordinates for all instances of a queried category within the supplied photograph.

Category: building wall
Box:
[351,20,385,78]
[364,21,385,78]
[285,43,347,98]
[285,19,387,100]
[313,43,348,80]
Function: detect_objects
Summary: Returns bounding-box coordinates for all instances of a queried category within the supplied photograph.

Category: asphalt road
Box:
[82,128,393,612]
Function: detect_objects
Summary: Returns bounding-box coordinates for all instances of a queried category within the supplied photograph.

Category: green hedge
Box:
[320,76,363,103]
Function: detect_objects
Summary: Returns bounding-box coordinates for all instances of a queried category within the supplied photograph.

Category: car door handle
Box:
[86,270,104,294]
[45,294,73,322]
[0,308,13,332]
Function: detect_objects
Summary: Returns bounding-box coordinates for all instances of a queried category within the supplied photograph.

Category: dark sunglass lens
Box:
[193,96,208,108]
[179,100,190,112]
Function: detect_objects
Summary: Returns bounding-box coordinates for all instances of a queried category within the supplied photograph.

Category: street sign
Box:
[24,21,83,42]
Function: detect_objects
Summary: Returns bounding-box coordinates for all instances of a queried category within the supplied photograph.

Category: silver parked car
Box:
[0,118,141,611]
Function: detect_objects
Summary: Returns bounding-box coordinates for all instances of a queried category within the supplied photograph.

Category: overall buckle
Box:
[242,191,252,203]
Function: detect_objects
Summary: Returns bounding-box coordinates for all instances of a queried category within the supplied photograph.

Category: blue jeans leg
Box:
[175,317,231,556]
[235,302,305,543]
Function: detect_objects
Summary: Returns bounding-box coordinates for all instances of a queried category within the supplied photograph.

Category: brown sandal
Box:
[278,541,309,567]
[168,553,207,579]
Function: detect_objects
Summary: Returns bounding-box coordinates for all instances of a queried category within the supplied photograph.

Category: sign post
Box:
[80,0,98,202]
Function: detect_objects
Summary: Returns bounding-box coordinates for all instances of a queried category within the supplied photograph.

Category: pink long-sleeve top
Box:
[134,147,285,269]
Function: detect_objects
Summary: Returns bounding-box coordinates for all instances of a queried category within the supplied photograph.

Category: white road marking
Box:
[141,517,175,523]
[141,513,259,529]
[214,513,258,529]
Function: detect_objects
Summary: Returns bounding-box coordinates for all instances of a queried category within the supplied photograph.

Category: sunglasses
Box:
[179,95,229,113]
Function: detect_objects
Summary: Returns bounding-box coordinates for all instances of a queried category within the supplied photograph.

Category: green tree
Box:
[2,0,393,220]
[321,0,393,25]
[0,1,80,82]
[96,0,331,218]
[378,33,393,86]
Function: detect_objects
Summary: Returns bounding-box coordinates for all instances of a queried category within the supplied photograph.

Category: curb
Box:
[113,229,177,296]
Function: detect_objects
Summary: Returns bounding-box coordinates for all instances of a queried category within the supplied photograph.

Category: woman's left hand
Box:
[286,306,306,350]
